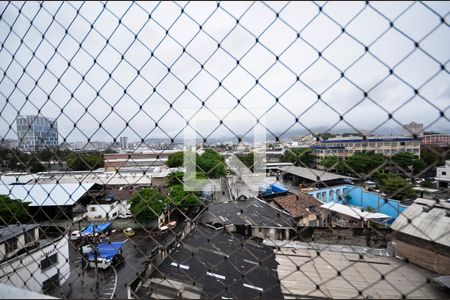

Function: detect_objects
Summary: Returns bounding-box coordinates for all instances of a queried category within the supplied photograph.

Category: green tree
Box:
[236,153,255,171]
[29,156,46,173]
[167,171,185,186]
[319,156,340,169]
[66,152,104,171]
[197,149,226,178]
[420,179,433,188]
[281,148,314,167]
[168,185,200,209]
[338,151,386,177]
[0,195,31,225]
[376,173,416,201]
[166,151,184,168]
[129,188,168,223]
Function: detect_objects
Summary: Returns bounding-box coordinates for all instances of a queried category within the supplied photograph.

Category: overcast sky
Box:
[0,1,449,144]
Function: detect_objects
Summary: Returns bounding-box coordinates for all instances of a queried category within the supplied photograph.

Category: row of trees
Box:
[0,195,30,225]
[0,147,105,172]
[166,149,226,178]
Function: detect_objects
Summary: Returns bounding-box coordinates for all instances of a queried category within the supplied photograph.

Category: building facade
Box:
[402,122,424,137]
[120,136,129,150]
[312,136,421,163]
[0,225,69,295]
[16,115,58,151]
[435,160,450,189]
[420,134,450,148]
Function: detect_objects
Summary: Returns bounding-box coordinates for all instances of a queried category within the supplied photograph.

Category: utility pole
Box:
[93,224,99,297]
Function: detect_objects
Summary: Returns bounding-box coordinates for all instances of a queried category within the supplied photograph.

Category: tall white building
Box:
[120,136,128,150]
[16,115,58,151]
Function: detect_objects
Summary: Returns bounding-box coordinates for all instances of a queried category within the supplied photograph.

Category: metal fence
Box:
[0,1,449,299]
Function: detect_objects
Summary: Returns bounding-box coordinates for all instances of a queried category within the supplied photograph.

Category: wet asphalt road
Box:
[52,229,171,299]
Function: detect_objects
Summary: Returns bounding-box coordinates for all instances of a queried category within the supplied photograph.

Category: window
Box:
[90,207,96,211]
[5,237,18,254]
[42,272,59,294]
[40,253,58,271]
[24,230,35,244]
[443,171,447,176]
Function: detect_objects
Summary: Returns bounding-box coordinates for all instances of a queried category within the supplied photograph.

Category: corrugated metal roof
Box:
[278,166,354,181]
[391,198,450,247]
[0,183,95,206]
[321,202,391,220]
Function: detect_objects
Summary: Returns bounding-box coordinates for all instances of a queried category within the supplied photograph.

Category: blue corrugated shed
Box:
[261,182,288,196]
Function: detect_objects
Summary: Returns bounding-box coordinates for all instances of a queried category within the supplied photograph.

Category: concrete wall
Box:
[393,232,450,275]
[308,185,408,220]
[296,227,392,248]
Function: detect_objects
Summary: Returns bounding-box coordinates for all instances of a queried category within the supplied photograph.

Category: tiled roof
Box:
[271,193,322,218]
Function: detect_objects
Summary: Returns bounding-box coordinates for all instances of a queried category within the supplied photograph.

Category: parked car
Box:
[123,227,135,237]
[118,213,133,219]
[70,230,81,241]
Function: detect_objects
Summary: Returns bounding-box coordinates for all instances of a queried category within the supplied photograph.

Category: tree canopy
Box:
[166,151,184,168]
[66,152,104,171]
[196,149,226,178]
[0,195,31,225]
[376,173,416,201]
[281,148,314,167]
[129,188,168,223]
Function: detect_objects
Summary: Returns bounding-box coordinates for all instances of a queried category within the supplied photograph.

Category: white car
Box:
[70,230,81,241]
[118,213,133,219]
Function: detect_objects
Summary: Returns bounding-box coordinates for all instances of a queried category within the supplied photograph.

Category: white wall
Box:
[0,235,69,294]
[436,161,450,181]
[0,227,39,261]
[86,201,121,221]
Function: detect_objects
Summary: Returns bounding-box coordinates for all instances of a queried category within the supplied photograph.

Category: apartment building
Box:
[312,136,421,162]
[420,134,450,148]
[0,224,69,295]
[16,115,58,151]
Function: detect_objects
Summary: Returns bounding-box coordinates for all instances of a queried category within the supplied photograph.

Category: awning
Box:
[87,241,124,260]
[81,222,112,236]
[321,202,391,221]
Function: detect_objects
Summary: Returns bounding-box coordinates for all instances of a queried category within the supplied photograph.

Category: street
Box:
[52,228,172,299]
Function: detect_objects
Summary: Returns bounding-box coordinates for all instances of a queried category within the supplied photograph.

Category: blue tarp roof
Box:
[81,222,112,236]
[261,182,288,196]
[87,241,124,260]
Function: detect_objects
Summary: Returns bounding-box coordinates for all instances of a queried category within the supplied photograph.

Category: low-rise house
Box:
[435,160,450,189]
[136,225,283,299]
[200,197,295,240]
[265,192,323,226]
[320,202,391,227]
[0,224,69,295]
[390,198,450,275]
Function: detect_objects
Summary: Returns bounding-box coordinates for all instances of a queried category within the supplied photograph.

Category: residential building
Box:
[0,224,69,295]
[16,115,58,151]
[307,185,408,223]
[200,197,295,240]
[421,134,450,148]
[0,138,17,149]
[403,122,424,137]
[103,150,180,171]
[273,243,447,298]
[0,183,99,222]
[120,136,128,150]
[275,165,354,188]
[265,192,323,226]
[435,160,450,189]
[390,198,450,275]
[312,135,421,163]
[135,225,283,299]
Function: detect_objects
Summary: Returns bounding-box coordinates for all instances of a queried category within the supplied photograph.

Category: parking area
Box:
[52,228,174,299]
